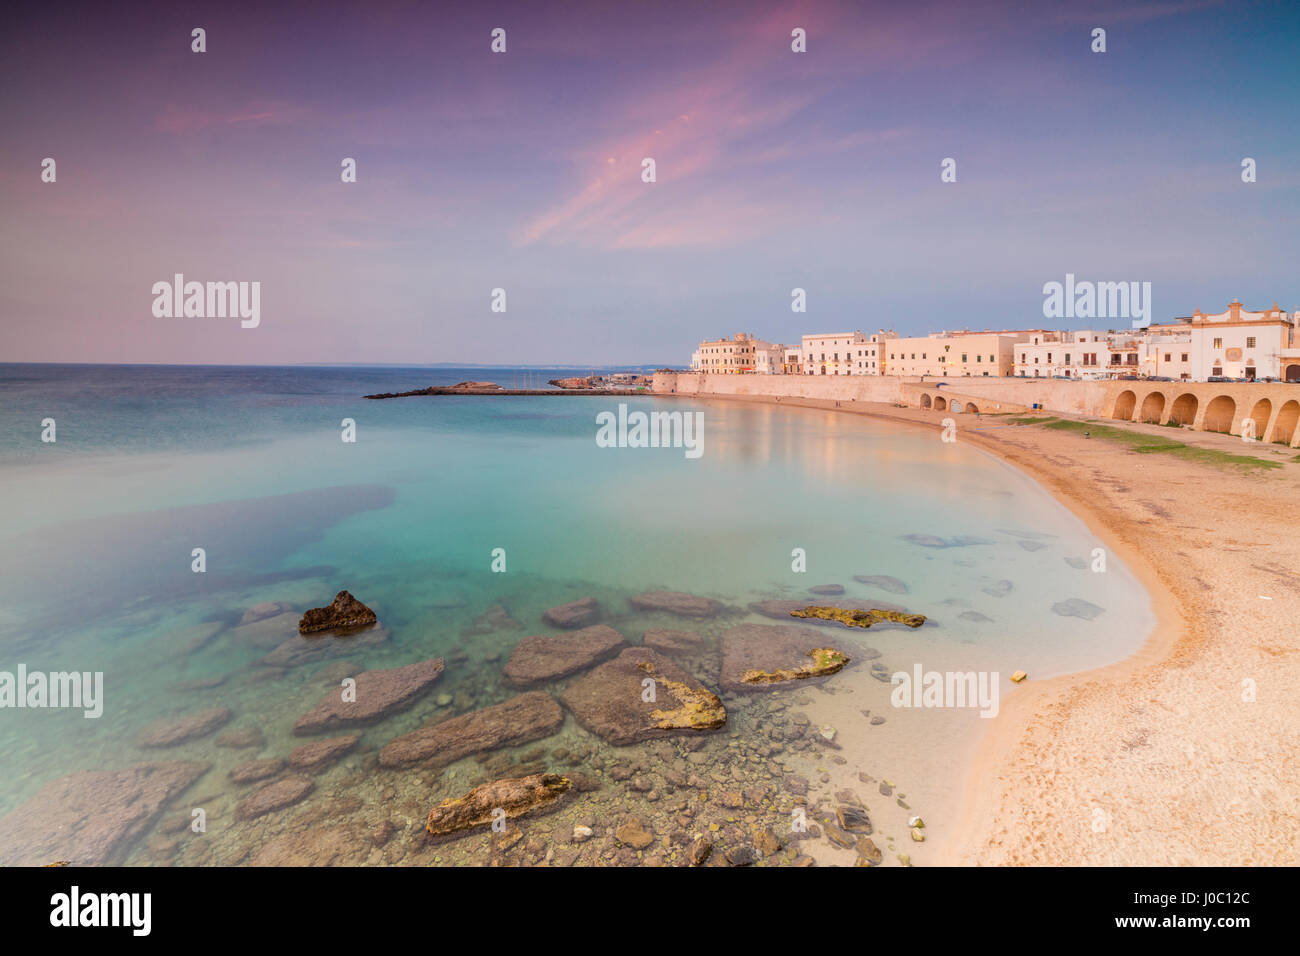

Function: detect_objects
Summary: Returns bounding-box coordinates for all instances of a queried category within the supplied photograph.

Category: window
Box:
[1164,353,1171,362]
[1181,353,1189,362]
[961,354,967,363]
[1065,353,1071,364]
[1213,338,1223,349]
[1247,337,1256,349]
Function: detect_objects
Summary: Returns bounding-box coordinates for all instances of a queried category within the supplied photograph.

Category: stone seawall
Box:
[653,372,1300,446]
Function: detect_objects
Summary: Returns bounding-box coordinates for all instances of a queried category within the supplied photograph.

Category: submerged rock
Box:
[628,590,721,619]
[982,579,1014,598]
[228,758,284,785]
[808,584,846,596]
[239,601,295,626]
[215,726,264,750]
[958,610,993,623]
[292,658,444,735]
[642,628,704,655]
[425,773,571,837]
[502,625,625,687]
[615,816,655,850]
[1052,598,1105,621]
[230,611,300,650]
[461,603,522,636]
[298,590,377,635]
[0,761,208,866]
[542,597,601,629]
[378,691,563,768]
[853,574,909,594]
[560,647,726,745]
[900,533,994,549]
[719,624,852,693]
[137,707,233,748]
[749,597,905,622]
[287,735,359,773]
[251,825,371,866]
[259,625,389,669]
[788,606,926,629]
[236,776,314,821]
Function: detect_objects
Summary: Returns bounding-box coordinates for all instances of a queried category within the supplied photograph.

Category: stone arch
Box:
[950,400,963,413]
[920,393,932,409]
[1285,364,1300,383]
[934,396,947,411]
[1138,391,1166,424]
[966,402,980,414]
[1169,393,1198,426]
[1273,400,1300,445]
[1246,398,1272,442]
[1112,390,1137,420]
[1203,395,1236,434]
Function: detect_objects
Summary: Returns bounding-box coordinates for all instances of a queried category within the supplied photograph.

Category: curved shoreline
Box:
[662,389,1298,866]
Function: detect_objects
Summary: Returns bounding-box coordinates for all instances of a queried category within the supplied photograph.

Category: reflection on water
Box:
[0,366,1154,866]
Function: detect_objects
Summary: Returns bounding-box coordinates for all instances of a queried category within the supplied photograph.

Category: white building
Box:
[1150,300,1295,381]
[801,330,892,375]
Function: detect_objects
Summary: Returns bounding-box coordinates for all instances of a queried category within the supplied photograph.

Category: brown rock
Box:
[542,597,601,629]
[287,735,359,773]
[0,761,208,866]
[425,773,571,837]
[749,598,906,622]
[689,835,713,866]
[215,726,264,750]
[297,590,377,634]
[250,825,370,865]
[236,776,314,820]
[137,707,233,748]
[259,625,389,669]
[560,647,726,746]
[642,628,704,655]
[240,601,294,626]
[502,625,625,687]
[293,658,444,735]
[230,611,300,650]
[719,624,852,693]
[228,758,284,785]
[628,590,721,619]
[616,816,655,850]
[379,691,563,768]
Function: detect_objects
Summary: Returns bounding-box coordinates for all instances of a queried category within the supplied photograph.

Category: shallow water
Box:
[0,364,1155,866]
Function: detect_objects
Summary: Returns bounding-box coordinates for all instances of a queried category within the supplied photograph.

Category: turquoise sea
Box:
[0,364,1156,866]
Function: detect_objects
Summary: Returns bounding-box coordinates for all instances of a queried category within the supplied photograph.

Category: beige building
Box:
[801,330,893,375]
[1149,300,1295,381]
[887,331,1024,377]
[693,332,759,373]
[783,346,803,375]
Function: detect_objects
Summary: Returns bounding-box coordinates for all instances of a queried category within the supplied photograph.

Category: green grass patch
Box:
[1292,454,1300,463]
[1006,416,1057,425]
[1010,417,1283,472]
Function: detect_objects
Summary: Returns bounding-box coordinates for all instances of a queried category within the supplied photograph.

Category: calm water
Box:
[0,364,1155,865]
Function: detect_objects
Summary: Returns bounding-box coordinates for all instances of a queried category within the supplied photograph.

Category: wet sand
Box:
[667,390,1300,866]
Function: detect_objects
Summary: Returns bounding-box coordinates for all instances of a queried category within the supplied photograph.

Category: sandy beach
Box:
[669,389,1300,866]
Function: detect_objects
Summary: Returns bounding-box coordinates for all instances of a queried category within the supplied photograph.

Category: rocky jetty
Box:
[287,735,359,773]
[853,574,910,594]
[561,647,726,745]
[259,625,388,669]
[235,776,315,821]
[297,590,377,635]
[292,658,444,735]
[378,691,563,768]
[788,606,927,629]
[642,628,704,655]
[137,707,233,748]
[719,624,853,693]
[0,761,208,866]
[502,625,625,687]
[542,596,601,629]
[425,773,571,837]
[627,590,721,619]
